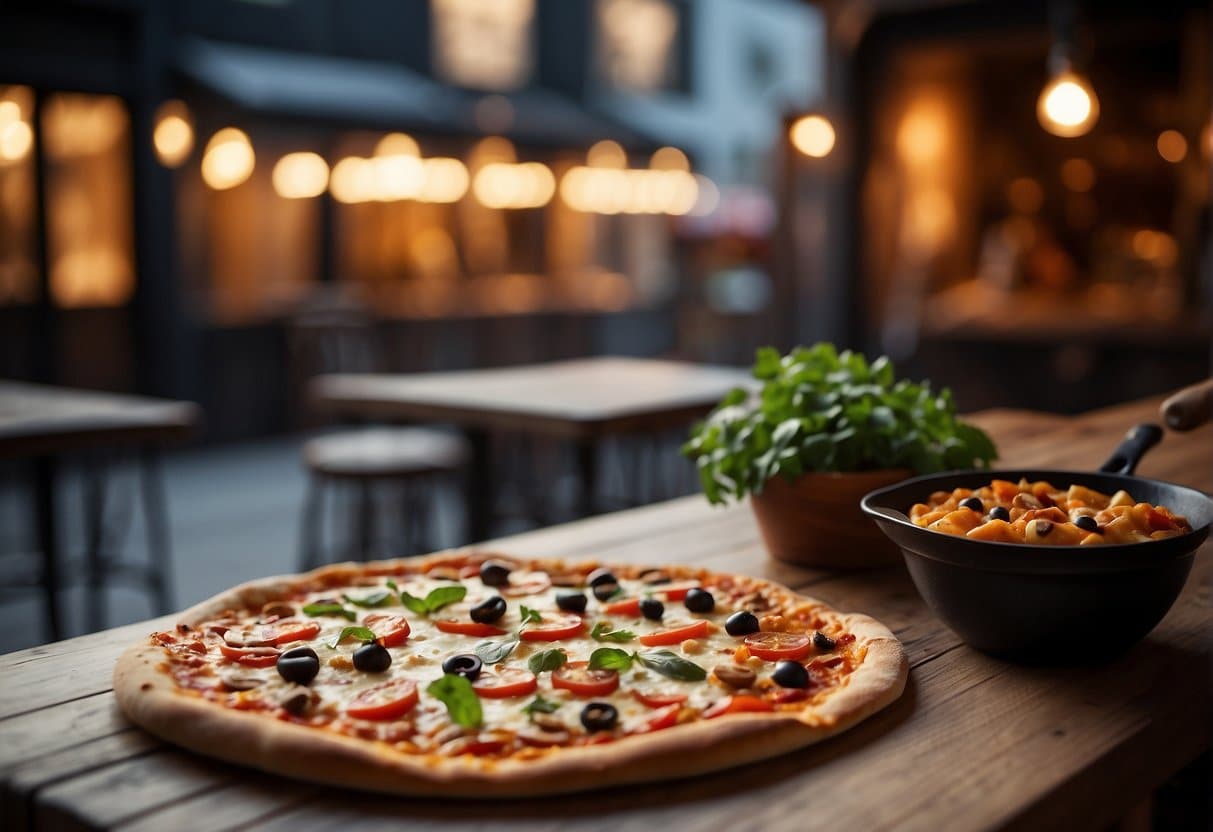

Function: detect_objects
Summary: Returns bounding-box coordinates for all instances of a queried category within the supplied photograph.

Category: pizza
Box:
[114,552,908,797]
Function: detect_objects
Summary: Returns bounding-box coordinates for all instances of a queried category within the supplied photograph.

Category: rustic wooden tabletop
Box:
[1,396,1208,831]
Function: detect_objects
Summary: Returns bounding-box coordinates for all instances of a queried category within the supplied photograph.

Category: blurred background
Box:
[0,0,1209,646]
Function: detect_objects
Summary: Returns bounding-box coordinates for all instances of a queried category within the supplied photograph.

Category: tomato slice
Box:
[638,619,709,646]
[345,678,419,721]
[519,614,584,642]
[637,703,681,733]
[501,570,553,598]
[363,613,412,647]
[604,598,641,616]
[703,695,774,719]
[552,662,620,697]
[218,643,280,668]
[262,620,321,646]
[656,582,700,601]
[471,668,539,699]
[743,632,812,662]
[434,619,508,638]
[631,687,689,708]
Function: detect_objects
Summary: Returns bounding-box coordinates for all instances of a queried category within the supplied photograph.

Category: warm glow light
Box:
[1156,130,1187,163]
[272,152,329,199]
[587,139,627,168]
[559,165,698,215]
[201,127,255,190]
[330,157,375,203]
[375,132,420,158]
[472,161,555,209]
[0,119,32,162]
[689,174,720,216]
[1007,177,1044,214]
[153,100,193,167]
[419,157,470,203]
[790,115,835,159]
[373,153,425,201]
[1037,71,1099,138]
[1060,158,1095,192]
[650,146,689,171]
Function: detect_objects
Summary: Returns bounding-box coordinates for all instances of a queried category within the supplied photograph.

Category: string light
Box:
[272,152,329,199]
[790,114,835,158]
[1037,71,1099,138]
[201,127,254,190]
[152,100,193,167]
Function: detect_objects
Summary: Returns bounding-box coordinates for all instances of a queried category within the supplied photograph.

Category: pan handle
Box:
[1160,379,1213,432]
[1098,423,1163,475]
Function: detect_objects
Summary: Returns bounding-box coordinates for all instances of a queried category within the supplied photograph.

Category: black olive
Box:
[813,631,836,652]
[441,653,483,681]
[556,591,588,613]
[352,642,392,673]
[684,588,715,613]
[470,595,507,624]
[772,660,810,688]
[639,598,664,620]
[1074,515,1100,533]
[479,561,512,587]
[580,702,618,732]
[988,505,1011,522]
[276,646,319,685]
[587,568,617,588]
[725,610,760,636]
[593,582,620,602]
[960,496,984,512]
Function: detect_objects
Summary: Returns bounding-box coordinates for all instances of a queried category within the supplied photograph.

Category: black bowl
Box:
[861,464,1213,663]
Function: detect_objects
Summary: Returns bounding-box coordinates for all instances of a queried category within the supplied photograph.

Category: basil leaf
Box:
[424,585,467,613]
[302,602,356,621]
[427,674,483,728]
[636,650,707,682]
[343,590,393,608]
[327,625,377,650]
[522,695,560,716]
[591,621,636,643]
[588,647,634,672]
[385,579,398,592]
[527,648,567,674]
[399,592,429,616]
[474,638,519,665]
[519,605,542,625]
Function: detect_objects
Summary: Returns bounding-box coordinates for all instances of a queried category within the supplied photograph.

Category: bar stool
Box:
[289,291,468,567]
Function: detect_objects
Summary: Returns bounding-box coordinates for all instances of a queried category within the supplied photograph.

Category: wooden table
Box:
[0,382,199,639]
[311,357,749,541]
[1,395,1209,831]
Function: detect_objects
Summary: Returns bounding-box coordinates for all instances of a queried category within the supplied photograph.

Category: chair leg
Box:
[83,456,107,631]
[300,475,325,571]
[139,449,173,615]
[356,480,375,561]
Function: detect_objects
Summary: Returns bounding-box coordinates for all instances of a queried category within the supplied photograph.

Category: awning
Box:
[176,38,658,151]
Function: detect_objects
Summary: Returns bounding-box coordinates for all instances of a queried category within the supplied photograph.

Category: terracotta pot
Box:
[749,469,912,568]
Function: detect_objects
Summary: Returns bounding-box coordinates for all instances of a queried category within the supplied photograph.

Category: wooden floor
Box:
[0,397,1208,830]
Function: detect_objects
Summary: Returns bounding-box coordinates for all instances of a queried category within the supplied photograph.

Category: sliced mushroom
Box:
[223,628,272,648]
[713,664,758,688]
[530,712,567,732]
[218,671,264,692]
[260,601,296,619]
[276,684,318,716]
[518,726,570,746]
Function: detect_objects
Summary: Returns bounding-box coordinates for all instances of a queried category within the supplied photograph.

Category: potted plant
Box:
[683,344,997,568]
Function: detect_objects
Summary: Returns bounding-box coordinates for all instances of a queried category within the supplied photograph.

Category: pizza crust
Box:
[113,552,908,797]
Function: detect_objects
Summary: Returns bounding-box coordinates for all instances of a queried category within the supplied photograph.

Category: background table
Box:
[0,395,1208,830]
[311,357,749,541]
[0,382,199,639]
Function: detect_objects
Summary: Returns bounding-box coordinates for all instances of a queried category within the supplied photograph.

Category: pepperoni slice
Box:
[262,620,321,646]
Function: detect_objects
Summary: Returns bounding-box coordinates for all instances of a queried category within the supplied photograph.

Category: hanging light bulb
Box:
[1037,1,1099,138]
[1037,69,1099,138]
